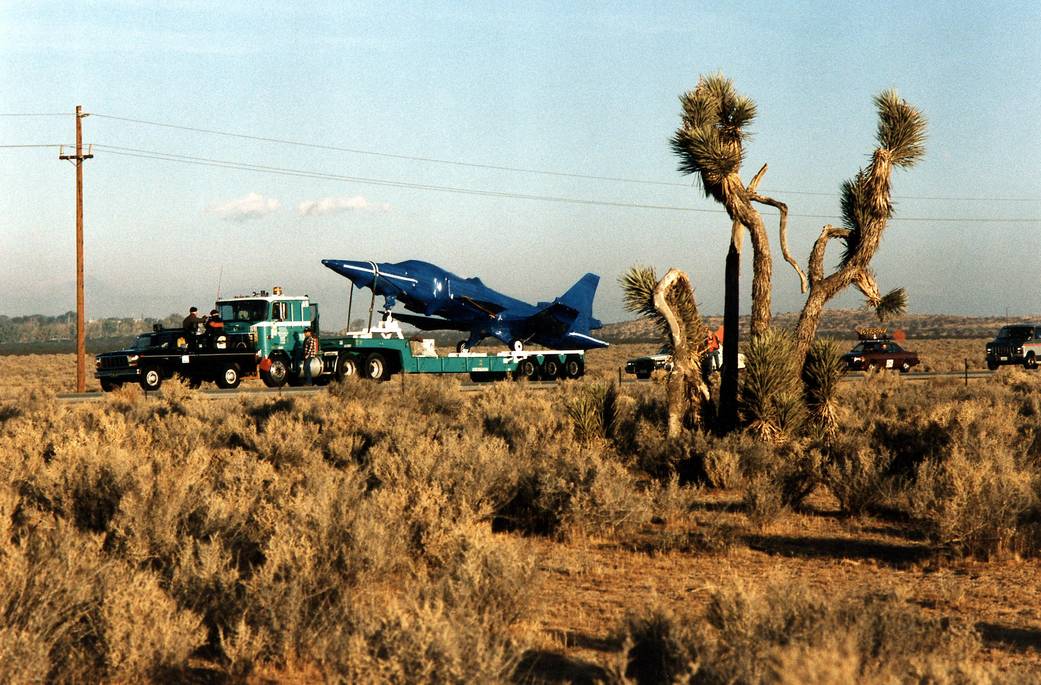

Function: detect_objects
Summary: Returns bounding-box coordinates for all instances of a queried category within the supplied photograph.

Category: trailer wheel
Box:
[140,367,162,392]
[542,358,561,379]
[516,358,539,381]
[564,358,583,379]
[261,357,289,388]
[364,352,391,381]
[216,364,241,389]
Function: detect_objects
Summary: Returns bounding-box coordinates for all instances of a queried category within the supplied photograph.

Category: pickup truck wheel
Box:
[261,358,288,388]
[987,359,999,371]
[216,364,241,389]
[140,368,162,392]
[636,370,651,380]
[564,358,583,379]
[364,352,391,381]
[541,358,561,379]
[1026,354,1038,370]
[100,379,121,392]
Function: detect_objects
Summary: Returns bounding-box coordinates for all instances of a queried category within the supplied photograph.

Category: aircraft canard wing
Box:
[391,312,471,332]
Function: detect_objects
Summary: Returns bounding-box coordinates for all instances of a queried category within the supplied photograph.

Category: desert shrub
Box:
[908,445,1037,558]
[738,441,821,510]
[494,446,650,539]
[823,434,896,516]
[616,606,699,685]
[323,527,535,683]
[636,580,986,685]
[700,443,742,489]
[740,329,806,442]
[743,473,785,530]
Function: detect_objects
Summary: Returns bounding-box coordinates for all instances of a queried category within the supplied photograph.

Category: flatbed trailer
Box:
[319,320,585,382]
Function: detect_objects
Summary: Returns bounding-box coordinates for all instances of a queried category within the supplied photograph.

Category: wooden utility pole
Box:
[59,106,92,393]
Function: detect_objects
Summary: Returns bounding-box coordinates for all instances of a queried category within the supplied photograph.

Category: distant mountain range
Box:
[599,309,1038,343]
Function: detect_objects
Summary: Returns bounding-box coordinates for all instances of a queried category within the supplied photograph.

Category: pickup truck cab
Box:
[985,325,1041,370]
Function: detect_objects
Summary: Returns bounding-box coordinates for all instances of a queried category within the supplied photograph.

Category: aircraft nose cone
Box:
[322,259,377,285]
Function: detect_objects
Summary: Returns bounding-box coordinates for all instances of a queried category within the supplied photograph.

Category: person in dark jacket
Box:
[302,328,320,385]
[182,307,205,332]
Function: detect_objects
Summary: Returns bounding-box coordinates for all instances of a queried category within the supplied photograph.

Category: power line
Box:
[90,143,1041,224]
[90,112,1041,203]
[0,112,71,117]
[0,144,67,148]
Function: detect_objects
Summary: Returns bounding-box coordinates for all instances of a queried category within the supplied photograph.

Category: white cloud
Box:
[297,195,391,217]
[207,193,280,222]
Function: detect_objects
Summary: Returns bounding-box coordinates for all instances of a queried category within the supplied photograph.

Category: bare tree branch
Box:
[751,191,807,293]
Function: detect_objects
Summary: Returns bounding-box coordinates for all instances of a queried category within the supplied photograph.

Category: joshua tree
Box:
[794,90,926,364]
[620,266,713,437]
[671,74,805,431]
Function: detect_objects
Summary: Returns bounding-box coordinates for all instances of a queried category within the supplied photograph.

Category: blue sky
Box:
[2,1,1040,326]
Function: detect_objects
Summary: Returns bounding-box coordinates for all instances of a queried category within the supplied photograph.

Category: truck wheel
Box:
[336,354,357,381]
[100,379,121,392]
[140,368,162,392]
[987,359,999,371]
[900,361,911,374]
[364,352,391,381]
[564,358,583,379]
[216,364,241,389]
[636,370,651,380]
[516,358,538,381]
[542,358,561,379]
[261,357,289,388]
[1027,354,1038,370]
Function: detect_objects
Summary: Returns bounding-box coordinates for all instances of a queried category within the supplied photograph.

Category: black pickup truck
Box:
[95,327,259,391]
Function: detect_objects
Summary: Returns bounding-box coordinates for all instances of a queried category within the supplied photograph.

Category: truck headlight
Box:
[128,354,140,366]
[95,357,101,368]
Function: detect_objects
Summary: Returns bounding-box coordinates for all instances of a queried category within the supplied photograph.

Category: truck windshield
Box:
[998,326,1033,339]
[218,300,268,323]
[134,335,154,351]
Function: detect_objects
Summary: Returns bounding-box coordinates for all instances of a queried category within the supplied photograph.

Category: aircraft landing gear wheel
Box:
[542,358,561,379]
[261,357,289,388]
[456,340,469,354]
[140,368,162,392]
[364,352,391,381]
[511,339,524,352]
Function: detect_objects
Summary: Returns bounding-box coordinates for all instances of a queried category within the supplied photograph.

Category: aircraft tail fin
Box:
[558,273,600,327]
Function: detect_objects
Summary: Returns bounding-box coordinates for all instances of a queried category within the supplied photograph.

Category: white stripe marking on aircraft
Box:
[335,262,418,285]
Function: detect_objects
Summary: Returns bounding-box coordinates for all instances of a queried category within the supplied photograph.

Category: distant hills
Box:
[0,309,1034,355]
[599,309,1038,343]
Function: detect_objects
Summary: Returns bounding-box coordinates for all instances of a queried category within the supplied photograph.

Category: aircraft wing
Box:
[392,312,471,332]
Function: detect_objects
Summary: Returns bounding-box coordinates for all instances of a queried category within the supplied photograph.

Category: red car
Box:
[842,338,920,373]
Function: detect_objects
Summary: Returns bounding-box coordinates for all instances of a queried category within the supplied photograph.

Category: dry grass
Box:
[3,352,1041,681]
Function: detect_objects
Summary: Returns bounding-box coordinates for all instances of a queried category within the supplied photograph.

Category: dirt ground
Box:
[518,489,1041,681]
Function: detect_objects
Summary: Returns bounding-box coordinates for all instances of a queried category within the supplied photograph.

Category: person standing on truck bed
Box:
[182,306,205,333]
[303,328,320,385]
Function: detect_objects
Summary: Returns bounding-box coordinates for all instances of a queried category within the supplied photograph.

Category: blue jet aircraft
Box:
[321,259,609,351]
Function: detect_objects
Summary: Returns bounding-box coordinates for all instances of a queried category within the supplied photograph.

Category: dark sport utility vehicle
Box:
[95,327,258,391]
[985,325,1041,370]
